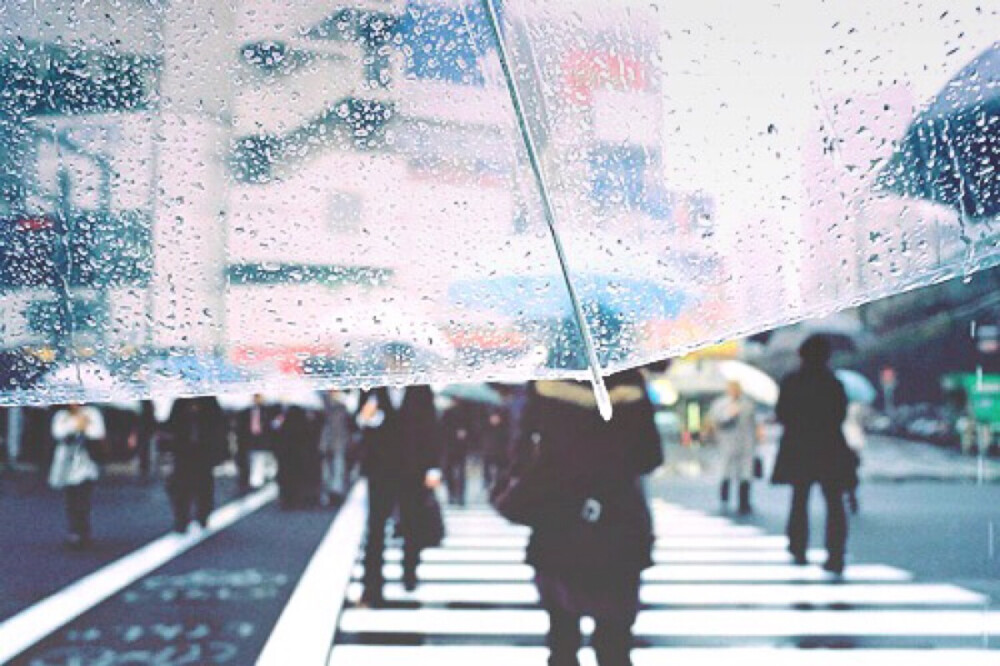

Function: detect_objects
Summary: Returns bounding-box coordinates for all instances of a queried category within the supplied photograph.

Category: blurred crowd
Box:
[33,383,522,548]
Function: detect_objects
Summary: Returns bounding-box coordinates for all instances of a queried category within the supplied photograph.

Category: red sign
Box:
[563,50,646,105]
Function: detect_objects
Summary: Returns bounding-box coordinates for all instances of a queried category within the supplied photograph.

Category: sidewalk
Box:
[859,435,1000,483]
[657,432,1000,483]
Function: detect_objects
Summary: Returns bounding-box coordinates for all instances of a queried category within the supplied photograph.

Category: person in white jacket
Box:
[49,404,105,548]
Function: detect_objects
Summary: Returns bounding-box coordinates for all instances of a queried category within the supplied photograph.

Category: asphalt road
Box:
[650,476,1000,599]
[2,448,998,663]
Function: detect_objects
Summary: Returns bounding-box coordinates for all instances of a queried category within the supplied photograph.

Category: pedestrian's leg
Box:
[236,446,250,492]
[482,457,494,492]
[362,479,392,604]
[787,483,810,563]
[545,607,583,666]
[456,457,466,507]
[720,479,730,506]
[138,436,151,479]
[78,481,93,542]
[196,472,214,527]
[399,482,422,591]
[64,484,83,544]
[821,482,847,573]
[738,480,753,515]
[592,574,639,666]
[446,460,458,505]
[170,476,190,532]
[331,445,347,497]
[592,617,635,666]
[847,482,859,515]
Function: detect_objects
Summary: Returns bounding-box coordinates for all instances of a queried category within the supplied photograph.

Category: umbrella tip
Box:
[592,378,613,421]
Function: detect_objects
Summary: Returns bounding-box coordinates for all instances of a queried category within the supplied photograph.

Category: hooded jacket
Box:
[512,369,663,575]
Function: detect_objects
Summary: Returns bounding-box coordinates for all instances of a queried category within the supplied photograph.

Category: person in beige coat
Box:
[707,381,759,515]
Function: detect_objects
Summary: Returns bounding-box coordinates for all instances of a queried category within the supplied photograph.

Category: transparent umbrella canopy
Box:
[0,0,998,414]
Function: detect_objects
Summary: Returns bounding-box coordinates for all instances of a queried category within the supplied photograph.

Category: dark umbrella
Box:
[878,42,1000,219]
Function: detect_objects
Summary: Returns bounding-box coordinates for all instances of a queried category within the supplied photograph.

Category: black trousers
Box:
[536,572,640,666]
[170,470,214,529]
[546,608,635,666]
[65,481,94,539]
[787,481,847,560]
[236,446,251,492]
[445,457,466,506]
[363,476,422,595]
[482,454,503,492]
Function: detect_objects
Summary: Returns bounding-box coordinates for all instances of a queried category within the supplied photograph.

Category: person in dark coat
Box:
[481,401,510,494]
[136,400,157,480]
[274,405,323,508]
[235,394,274,493]
[440,399,476,506]
[511,370,663,666]
[356,347,440,607]
[164,397,226,533]
[772,334,858,575]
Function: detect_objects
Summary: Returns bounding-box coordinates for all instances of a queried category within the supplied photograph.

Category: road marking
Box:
[337,607,1000,637]
[327,501,996,661]
[329,646,1000,666]
[256,482,367,666]
[436,520,763,537]
[0,484,277,664]
[343,581,987,607]
[440,534,790,549]
[380,547,829,564]
[352,562,912,583]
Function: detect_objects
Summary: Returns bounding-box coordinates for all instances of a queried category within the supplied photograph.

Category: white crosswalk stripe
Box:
[327,500,998,665]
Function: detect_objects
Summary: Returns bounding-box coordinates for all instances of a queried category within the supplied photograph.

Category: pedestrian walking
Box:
[441,400,475,506]
[356,346,440,608]
[164,397,226,533]
[772,335,859,575]
[136,400,157,480]
[842,401,867,514]
[49,403,105,548]
[706,380,759,515]
[235,394,274,493]
[319,390,356,507]
[497,369,663,666]
[481,402,510,495]
[274,405,322,508]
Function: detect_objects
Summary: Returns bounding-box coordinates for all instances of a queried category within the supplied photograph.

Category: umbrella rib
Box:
[481,0,613,420]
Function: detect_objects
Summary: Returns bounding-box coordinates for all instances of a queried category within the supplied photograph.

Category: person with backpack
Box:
[49,403,106,549]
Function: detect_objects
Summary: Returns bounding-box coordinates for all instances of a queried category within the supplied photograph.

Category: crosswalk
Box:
[327,499,998,664]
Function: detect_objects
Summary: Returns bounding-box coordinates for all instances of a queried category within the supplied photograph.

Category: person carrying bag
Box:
[49,404,105,549]
[493,369,662,666]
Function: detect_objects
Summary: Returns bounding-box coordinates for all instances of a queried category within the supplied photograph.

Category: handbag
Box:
[408,487,445,549]
[753,455,764,479]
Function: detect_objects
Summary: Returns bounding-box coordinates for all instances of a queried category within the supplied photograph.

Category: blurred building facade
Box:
[0,0,718,391]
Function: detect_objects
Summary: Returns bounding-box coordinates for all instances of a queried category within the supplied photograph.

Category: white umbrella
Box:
[100,399,142,413]
[718,360,779,407]
[261,377,325,411]
[268,389,324,411]
[217,393,256,411]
